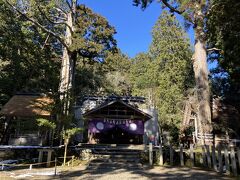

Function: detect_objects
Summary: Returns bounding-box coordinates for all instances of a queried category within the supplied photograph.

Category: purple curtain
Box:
[88,119,144,135]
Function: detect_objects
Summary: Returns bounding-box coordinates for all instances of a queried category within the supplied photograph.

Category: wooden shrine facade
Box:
[83,99,152,144]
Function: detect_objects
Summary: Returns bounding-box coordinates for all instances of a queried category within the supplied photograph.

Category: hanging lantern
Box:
[96,122,104,130]
[129,123,137,131]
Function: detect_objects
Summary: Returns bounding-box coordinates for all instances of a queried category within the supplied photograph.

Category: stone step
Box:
[92,151,140,155]
[95,154,140,159]
[88,162,142,167]
[91,157,140,163]
[90,148,142,153]
[87,165,143,171]
[88,148,143,171]
[94,153,140,158]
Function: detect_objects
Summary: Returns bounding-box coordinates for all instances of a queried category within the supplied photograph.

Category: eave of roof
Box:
[83,100,152,121]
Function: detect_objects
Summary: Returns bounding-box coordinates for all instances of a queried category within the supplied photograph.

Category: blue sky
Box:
[80,0,195,58]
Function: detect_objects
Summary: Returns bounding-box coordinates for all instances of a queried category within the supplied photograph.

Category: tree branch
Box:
[162,0,184,14]
[37,5,73,35]
[65,0,75,15]
[42,33,50,49]
[49,15,67,22]
[5,0,69,49]
[53,7,68,16]
[207,47,222,52]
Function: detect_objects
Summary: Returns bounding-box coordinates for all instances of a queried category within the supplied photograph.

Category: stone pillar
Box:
[38,150,43,163]
[47,150,53,167]
[143,108,159,145]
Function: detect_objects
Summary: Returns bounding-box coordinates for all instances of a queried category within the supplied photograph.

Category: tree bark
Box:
[59,1,76,115]
[63,138,69,166]
[193,27,212,144]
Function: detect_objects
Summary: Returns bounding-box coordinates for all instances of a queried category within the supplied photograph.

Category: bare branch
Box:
[53,7,68,16]
[5,0,69,49]
[49,15,67,21]
[207,47,222,52]
[65,0,74,15]
[41,33,50,49]
[162,0,184,14]
[37,5,73,35]
[66,0,72,9]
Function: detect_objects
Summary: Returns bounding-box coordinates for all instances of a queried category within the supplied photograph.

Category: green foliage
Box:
[74,49,132,98]
[74,57,106,98]
[133,0,208,28]
[1,1,118,145]
[150,11,194,128]
[103,50,132,95]
[1,0,117,99]
[37,118,56,129]
[63,127,82,140]
[130,53,156,91]
[207,0,240,99]
[71,5,117,60]
[0,1,60,105]
[130,11,194,136]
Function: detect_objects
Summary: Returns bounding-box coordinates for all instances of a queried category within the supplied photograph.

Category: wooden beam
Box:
[85,114,147,120]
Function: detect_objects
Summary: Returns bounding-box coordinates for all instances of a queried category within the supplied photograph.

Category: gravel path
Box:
[0,165,234,180]
[58,166,233,180]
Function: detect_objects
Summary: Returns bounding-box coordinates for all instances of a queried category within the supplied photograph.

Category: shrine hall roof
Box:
[83,100,152,121]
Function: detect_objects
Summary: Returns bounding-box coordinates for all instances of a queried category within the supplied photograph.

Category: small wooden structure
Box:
[0,93,54,145]
[181,96,240,146]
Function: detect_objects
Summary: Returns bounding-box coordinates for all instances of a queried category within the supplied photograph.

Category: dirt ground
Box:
[0,165,235,180]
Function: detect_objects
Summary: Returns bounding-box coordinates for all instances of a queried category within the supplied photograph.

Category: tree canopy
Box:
[207,0,240,100]
[1,0,239,145]
[129,12,194,142]
[0,1,60,105]
[150,11,194,128]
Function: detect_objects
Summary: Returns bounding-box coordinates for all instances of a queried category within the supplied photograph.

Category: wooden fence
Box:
[148,143,240,176]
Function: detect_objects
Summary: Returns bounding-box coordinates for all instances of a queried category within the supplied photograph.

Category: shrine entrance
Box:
[83,99,151,145]
[94,126,143,144]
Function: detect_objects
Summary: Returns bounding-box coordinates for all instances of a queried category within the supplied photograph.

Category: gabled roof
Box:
[0,95,54,117]
[83,100,152,121]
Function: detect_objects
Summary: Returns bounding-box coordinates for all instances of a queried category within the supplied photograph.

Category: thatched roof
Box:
[0,94,54,117]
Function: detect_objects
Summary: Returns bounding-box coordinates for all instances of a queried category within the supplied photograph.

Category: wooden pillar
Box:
[149,142,153,166]
[190,144,194,167]
[38,150,43,163]
[201,145,206,167]
[47,150,53,167]
[194,117,198,144]
[159,143,163,166]
[211,145,217,171]
[230,146,237,176]
[224,146,230,174]
[54,158,57,176]
[217,146,223,174]
[206,145,211,168]
[170,145,173,166]
[180,144,184,166]
[237,148,240,171]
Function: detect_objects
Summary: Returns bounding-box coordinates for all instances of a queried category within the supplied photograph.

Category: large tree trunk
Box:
[59,2,76,115]
[193,27,212,144]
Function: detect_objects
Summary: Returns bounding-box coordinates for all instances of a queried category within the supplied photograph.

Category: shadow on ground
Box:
[53,165,232,180]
